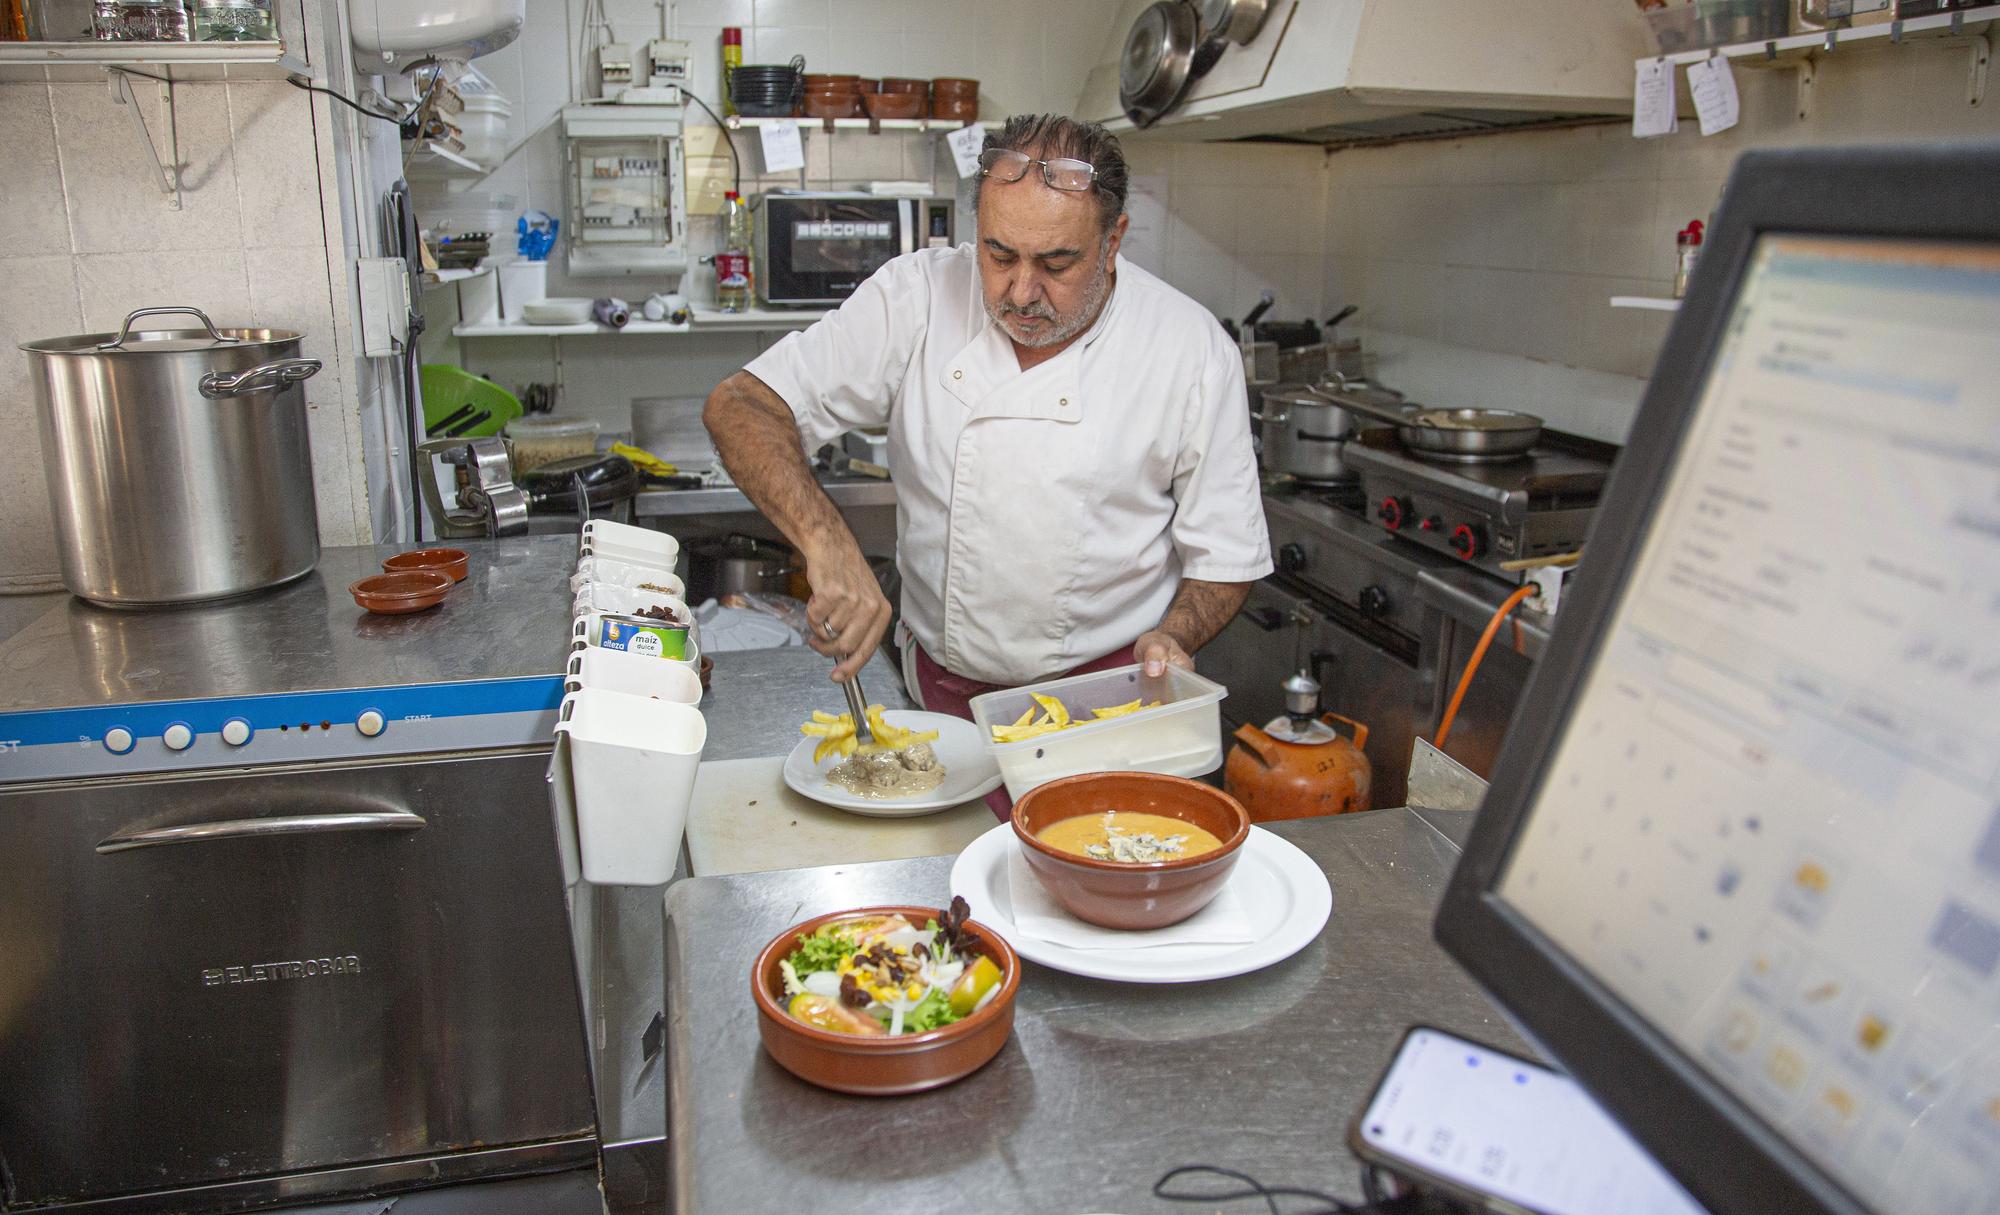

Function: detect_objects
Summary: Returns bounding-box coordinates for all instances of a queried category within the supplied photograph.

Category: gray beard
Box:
[987,248,1114,350]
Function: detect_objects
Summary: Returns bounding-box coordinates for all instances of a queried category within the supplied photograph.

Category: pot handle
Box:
[97,305,242,349]
[1232,721,1279,769]
[1319,710,1370,751]
[199,357,323,399]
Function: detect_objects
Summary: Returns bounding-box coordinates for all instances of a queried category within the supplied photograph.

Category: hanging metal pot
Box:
[21,306,323,607]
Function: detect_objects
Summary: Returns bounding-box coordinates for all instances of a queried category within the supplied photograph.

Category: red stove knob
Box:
[1377,496,1410,530]
[1450,523,1486,560]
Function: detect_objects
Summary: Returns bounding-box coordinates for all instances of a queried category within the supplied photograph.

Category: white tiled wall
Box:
[1322,42,2000,443]
[0,62,381,590]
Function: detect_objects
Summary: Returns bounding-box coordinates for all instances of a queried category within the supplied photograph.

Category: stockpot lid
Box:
[18,306,300,356]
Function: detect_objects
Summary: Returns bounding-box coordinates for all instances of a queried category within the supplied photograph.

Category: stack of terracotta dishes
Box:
[862,86,925,120]
[930,77,979,123]
[802,73,862,118]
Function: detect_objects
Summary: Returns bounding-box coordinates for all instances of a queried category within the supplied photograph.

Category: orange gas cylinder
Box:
[1224,711,1373,822]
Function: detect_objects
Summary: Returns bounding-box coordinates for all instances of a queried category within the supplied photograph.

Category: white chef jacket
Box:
[743,245,1271,686]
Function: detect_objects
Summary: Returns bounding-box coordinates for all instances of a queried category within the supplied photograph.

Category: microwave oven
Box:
[756,192,956,307]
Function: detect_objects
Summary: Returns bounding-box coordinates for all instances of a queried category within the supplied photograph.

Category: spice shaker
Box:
[1674,220,1705,299]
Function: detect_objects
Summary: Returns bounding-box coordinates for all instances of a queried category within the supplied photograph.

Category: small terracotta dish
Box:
[931,96,979,124]
[382,546,469,582]
[349,570,453,615]
[750,904,1020,1096]
[1012,772,1250,930]
[879,76,929,95]
[930,76,979,97]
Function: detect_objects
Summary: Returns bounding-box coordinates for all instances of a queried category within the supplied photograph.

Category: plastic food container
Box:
[555,687,706,885]
[505,414,598,472]
[570,559,684,597]
[968,664,1228,800]
[573,580,689,619]
[566,645,703,704]
[579,518,680,567]
[456,92,513,167]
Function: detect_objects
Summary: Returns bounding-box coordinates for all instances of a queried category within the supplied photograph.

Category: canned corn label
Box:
[600,616,688,659]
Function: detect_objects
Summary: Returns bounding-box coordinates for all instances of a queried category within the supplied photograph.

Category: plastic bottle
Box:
[716,191,754,313]
[1674,219,1704,299]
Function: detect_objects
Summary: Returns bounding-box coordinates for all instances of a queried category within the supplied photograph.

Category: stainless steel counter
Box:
[660,806,1523,1212]
[633,475,897,519]
[0,536,581,711]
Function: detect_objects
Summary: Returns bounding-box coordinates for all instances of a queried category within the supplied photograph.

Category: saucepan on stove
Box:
[1320,388,1543,463]
[1257,382,1405,483]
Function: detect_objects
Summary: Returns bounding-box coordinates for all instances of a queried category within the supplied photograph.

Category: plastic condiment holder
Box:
[565,646,703,704]
[579,519,680,567]
[570,556,684,595]
[968,664,1228,800]
[555,687,706,885]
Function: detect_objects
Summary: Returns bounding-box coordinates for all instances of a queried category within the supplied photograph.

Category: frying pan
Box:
[1316,388,1544,462]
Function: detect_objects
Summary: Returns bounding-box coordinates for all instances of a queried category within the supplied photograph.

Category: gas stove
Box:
[1341,427,1618,578]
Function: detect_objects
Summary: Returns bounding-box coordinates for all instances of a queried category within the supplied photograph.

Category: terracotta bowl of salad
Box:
[751,899,1020,1096]
[1012,771,1250,930]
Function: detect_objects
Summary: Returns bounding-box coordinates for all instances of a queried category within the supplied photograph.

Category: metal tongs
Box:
[824,620,876,748]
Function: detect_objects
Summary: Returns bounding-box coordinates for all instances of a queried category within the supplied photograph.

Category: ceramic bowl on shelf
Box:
[382,546,469,582]
[931,96,979,124]
[749,904,1020,1096]
[878,76,930,95]
[349,570,453,615]
[802,88,862,118]
[1011,772,1250,930]
[930,76,979,97]
[861,91,926,120]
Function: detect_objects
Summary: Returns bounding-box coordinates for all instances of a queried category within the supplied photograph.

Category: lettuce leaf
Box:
[787,926,855,976]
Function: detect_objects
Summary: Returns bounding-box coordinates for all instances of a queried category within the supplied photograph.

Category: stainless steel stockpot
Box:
[22,306,323,606]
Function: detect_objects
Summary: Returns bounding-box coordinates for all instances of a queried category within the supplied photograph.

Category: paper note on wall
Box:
[1686,56,1741,136]
[759,121,805,174]
[1633,59,1678,139]
[946,123,985,178]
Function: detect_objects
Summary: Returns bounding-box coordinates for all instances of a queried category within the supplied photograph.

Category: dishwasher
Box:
[0,538,596,1213]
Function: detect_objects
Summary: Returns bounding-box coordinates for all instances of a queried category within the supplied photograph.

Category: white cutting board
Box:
[685,756,998,877]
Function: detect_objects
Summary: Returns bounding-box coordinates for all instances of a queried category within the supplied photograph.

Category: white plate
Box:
[948,823,1332,983]
[781,710,1003,818]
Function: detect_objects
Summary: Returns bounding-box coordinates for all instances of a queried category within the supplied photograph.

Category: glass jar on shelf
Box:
[93,0,190,40]
[193,0,269,39]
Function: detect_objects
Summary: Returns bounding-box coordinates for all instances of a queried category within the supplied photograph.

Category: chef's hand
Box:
[804,543,892,683]
[1133,630,1194,678]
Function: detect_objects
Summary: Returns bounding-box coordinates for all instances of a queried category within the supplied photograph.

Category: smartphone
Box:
[1348,1026,1708,1215]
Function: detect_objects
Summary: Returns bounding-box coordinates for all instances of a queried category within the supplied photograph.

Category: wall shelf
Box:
[0,40,305,80]
[406,141,488,181]
[1610,295,1681,312]
[453,306,827,338]
[723,115,1000,134]
[1642,6,1995,115]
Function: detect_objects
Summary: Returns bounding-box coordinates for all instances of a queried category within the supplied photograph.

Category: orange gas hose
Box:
[1434,583,1538,751]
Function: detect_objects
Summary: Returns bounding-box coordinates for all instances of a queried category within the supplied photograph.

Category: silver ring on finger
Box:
[820,618,840,642]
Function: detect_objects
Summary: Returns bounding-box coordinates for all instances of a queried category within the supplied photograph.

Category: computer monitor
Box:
[1434,142,2000,1215]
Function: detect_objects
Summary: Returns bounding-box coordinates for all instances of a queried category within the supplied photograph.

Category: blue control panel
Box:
[0,676,565,783]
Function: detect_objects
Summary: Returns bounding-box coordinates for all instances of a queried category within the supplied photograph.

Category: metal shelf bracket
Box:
[108,68,181,209]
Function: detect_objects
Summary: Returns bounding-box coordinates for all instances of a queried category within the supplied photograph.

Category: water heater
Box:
[348,0,523,70]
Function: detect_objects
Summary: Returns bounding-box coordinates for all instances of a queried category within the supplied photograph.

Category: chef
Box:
[703,113,1270,758]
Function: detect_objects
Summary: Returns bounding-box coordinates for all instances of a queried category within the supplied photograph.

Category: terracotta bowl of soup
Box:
[751,904,1020,1096]
[1011,772,1251,930]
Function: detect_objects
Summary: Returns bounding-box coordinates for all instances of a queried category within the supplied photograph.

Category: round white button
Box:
[162,723,194,751]
[356,710,386,738]
[221,718,252,746]
[103,727,134,754]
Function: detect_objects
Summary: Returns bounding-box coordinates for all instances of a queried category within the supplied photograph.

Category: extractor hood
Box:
[1076,0,1651,144]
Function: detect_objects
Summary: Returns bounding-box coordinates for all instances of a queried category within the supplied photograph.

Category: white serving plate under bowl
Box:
[947,822,1331,983]
[781,710,1003,818]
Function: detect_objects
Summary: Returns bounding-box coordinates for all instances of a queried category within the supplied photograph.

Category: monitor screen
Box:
[1492,234,2000,1214]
